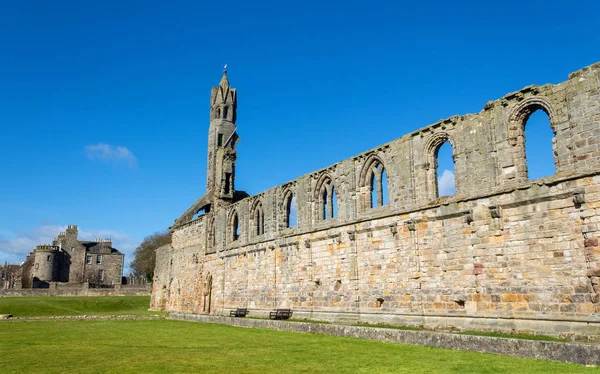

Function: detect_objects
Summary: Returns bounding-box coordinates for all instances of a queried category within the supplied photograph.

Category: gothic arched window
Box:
[284,191,297,228]
[251,201,265,237]
[229,211,240,242]
[317,176,338,220]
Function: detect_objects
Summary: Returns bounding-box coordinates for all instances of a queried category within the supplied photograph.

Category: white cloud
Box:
[438,169,456,196]
[84,143,137,168]
[0,224,139,273]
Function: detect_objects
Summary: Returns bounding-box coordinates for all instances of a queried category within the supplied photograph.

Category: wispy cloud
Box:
[0,224,139,273]
[84,143,137,168]
[438,169,456,196]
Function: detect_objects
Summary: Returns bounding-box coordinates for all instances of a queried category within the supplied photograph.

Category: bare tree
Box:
[130,230,172,281]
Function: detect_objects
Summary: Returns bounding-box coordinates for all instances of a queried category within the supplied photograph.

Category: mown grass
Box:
[0,319,597,374]
[0,296,158,317]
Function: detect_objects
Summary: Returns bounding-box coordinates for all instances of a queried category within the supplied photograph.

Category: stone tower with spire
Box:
[173,69,246,226]
[206,69,238,205]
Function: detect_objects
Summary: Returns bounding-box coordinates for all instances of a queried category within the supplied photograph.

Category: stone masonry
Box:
[20,225,124,288]
[152,62,600,339]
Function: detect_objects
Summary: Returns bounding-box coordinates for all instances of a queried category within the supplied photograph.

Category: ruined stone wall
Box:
[152,62,600,338]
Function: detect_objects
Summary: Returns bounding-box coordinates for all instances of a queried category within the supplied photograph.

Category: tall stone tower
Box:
[173,69,246,226]
[206,69,238,208]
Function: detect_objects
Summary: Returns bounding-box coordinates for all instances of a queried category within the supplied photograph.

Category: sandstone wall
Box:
[152,62,600,338]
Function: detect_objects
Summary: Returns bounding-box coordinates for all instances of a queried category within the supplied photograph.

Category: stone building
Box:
[21,225,124,288]
[152,62,600,339]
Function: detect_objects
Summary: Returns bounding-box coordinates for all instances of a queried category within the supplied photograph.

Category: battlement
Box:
[35,244,59,252]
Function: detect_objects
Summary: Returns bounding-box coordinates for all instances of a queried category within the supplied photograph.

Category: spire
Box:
[219,68,229,88]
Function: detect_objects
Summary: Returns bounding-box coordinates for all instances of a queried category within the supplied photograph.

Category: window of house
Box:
[86,255,92,265]
[96,255,102,265]
[46,255,51,261]
[217,133,224,147]
[98,270,104,281]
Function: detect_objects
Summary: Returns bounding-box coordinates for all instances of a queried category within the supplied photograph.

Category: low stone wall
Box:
[170,313,600,367]
[0,285,151,297]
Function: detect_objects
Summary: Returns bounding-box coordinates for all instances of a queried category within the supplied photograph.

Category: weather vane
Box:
[224,64,228,70]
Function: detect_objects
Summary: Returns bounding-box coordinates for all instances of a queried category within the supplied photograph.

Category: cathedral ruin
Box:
[151,62,600,339]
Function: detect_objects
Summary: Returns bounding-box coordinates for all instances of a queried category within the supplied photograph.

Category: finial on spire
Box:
[223,64,228,74]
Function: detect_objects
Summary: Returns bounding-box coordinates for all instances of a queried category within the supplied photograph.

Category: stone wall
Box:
[0,284,150,297]
[152,62,600,339]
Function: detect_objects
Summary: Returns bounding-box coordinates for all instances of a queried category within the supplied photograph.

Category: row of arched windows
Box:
[206,104,555,248]
[215,106,231,119]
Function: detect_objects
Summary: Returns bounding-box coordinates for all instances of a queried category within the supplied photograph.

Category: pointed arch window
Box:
[524,110,555,179]
[317,177,338,220]
[436,142,455,197]
[283,191,297,228]
[216,107,221,119]
[508,97,558,182]
[363,159,388,209]
[229,211,240,242]
[425,133,457,200]
[223,106,229,119]
[251,201,265,237]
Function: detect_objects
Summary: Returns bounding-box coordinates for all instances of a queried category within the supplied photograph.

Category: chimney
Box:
[95,237,101,243]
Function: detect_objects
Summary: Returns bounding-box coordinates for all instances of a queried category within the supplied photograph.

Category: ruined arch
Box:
[250,198,265,237]
[359,154,389,210]
[424,132,457,199]
[282,189,297,228]
[315,173,338,220]
[507,96,557,180]
[228,209,240,242]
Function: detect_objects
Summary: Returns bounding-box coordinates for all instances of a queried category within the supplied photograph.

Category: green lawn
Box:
[0,296,157,317]
[0,319,598,374]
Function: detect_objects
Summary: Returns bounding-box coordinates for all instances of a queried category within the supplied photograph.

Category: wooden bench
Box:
[269,309,293,320]
[229,308,249,317]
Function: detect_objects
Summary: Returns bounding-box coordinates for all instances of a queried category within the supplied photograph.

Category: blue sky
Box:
[1,0,598,268]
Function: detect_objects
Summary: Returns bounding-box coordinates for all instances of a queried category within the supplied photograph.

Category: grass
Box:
[0,319,597,373]
[459,330,569,342]
[0,296,160,317]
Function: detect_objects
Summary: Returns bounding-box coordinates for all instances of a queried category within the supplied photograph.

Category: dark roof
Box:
[80,241,123,254]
